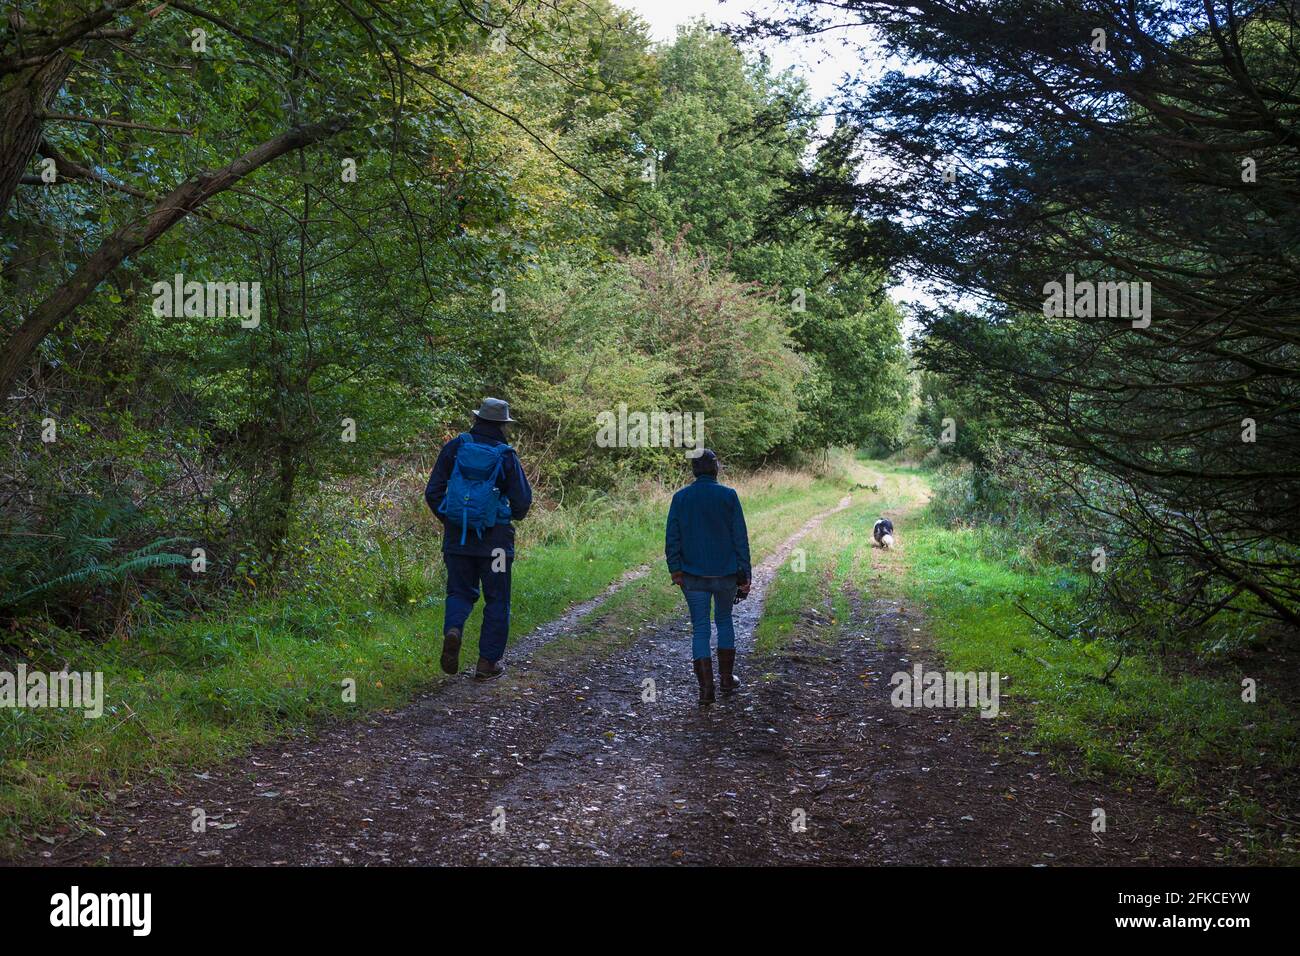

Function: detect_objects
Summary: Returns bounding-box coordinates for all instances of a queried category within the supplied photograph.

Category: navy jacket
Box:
[425,421,532,557]
[665,475,752,579]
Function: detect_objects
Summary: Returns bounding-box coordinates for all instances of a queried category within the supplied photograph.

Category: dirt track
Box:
[18,496,1231,866]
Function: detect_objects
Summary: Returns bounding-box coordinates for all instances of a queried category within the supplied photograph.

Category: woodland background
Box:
[2,0,1297,721]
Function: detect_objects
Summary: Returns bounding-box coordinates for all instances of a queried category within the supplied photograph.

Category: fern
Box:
[122,537,191,560]
[2,543,190,608]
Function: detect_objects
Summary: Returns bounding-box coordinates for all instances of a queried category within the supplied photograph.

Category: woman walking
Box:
[664,449,752,705]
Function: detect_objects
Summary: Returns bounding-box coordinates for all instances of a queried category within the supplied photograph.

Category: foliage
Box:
[0,4,909,639]
[508,238,807,493]
[612,23,910,453]
[0,493,189,628]
[757,0,1300,637]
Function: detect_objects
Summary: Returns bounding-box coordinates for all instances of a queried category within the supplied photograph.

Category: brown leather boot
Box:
[692,657,716,706]
[474,657,506,682]
[440,627,462,675]
[717,648,740,694]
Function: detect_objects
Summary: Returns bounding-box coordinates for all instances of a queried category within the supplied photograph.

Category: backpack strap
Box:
[454,433,472,545]
[485,443,510,538]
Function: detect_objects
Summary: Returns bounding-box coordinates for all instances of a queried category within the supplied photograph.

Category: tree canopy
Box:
[750,0,1300,634]
[1,1,911,627]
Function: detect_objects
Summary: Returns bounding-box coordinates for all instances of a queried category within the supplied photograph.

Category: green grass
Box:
[902,519,1297,810]
[893,461,1295,859]
[753,510,851,655]
[757,458,1298,861]
[755,458,928,654]
[17,454,1286,860]
[0,462,855,854]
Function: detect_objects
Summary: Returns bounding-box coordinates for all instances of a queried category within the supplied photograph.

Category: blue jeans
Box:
[443,552,513,662]
[681,573,737,660]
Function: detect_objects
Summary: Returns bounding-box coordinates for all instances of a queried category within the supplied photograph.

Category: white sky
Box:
[622,0,876,102]
[616,0,940,325]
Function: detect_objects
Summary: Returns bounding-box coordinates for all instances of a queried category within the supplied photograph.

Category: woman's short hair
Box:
[690,448,719,475]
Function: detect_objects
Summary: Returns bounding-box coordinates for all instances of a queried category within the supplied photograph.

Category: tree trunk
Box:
[266,442,299,575]
[0,117,351,398]
[0,52,72,218]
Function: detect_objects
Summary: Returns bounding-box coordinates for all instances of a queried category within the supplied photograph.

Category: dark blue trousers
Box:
[443,552,513,663]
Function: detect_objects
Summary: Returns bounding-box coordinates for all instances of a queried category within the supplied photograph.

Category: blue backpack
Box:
[438,433,514,545]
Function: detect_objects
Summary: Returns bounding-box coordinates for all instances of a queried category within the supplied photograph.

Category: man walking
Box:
[425,398,532,681]
[665,449,752,706]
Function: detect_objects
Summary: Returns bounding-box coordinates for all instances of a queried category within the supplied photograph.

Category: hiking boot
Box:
[474,657,506,682]
[692,657,716,706]
[440,627,462,675]
[717,648,740,694]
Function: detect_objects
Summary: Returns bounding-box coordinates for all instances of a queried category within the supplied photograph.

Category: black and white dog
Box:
[872,517,895,549]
